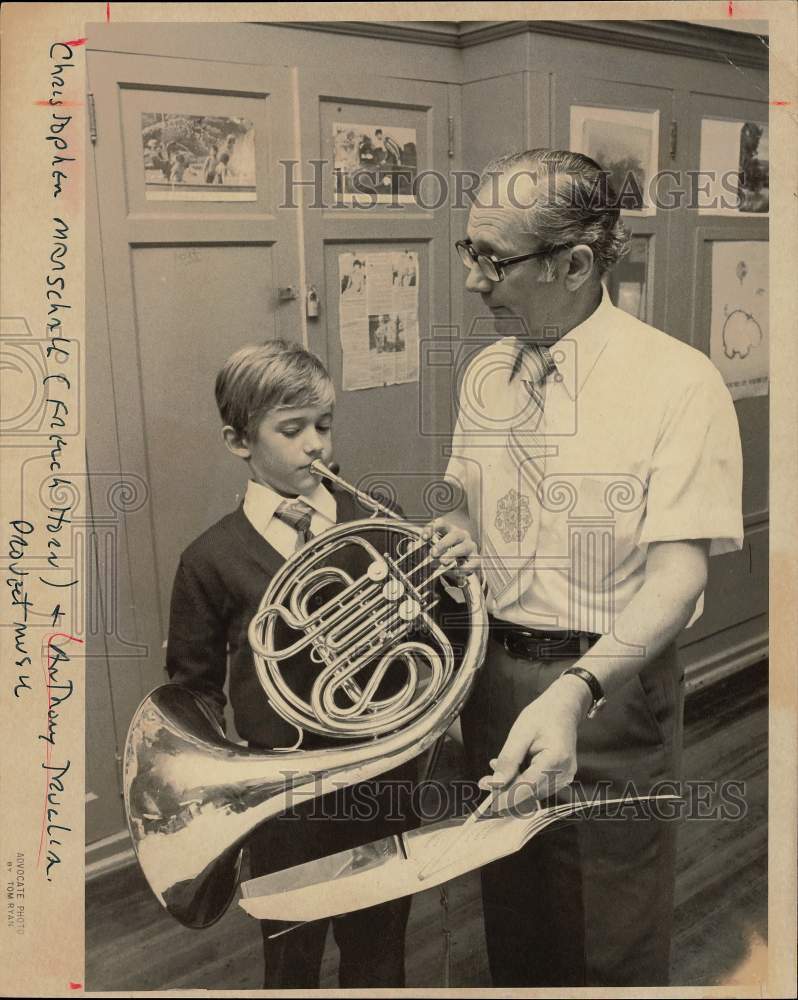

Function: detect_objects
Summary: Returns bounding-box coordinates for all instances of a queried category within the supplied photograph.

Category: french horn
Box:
[123,461,487,928]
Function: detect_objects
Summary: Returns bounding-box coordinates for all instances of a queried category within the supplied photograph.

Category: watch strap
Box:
[561,666,606,719]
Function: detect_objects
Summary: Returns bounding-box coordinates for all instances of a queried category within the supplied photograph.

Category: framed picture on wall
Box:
[140,112,257,201]
[699,118,769,215]
[333,121,418,204]
[570,105,660,216]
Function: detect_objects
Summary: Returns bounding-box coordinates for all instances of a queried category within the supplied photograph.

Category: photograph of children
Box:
[570,106,660,215]
[333,122,418,203]
[392,250,417,287]
[368,312,407,354]
[340,255,367,297]
[141,113,257,200]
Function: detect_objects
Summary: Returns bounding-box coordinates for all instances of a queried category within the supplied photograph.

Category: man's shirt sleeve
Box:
[639,368,744,556]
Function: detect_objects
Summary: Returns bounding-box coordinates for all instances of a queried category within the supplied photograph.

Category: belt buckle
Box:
[537,633,563,659]
[499,628,591,660]
[503,632,526,659]
[503,631,547,660]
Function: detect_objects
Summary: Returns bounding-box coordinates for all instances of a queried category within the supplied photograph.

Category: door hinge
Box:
[447,116,455,159]
[669,121,677,161]
[88,92,97,144]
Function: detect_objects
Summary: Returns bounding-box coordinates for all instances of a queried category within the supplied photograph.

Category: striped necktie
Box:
[507,344,557,489]
[273,499,315,552]
[482,343,557,611]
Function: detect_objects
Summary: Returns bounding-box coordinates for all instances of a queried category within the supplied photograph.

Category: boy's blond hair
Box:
[215,339,335,441]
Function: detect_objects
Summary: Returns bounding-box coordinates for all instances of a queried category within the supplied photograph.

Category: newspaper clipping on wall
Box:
[338,251,420,390]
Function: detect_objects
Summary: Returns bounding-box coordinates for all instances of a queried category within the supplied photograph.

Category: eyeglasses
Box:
[455,238,569,282]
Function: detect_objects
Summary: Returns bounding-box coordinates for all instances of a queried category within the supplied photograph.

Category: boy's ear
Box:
[222,425,251,460]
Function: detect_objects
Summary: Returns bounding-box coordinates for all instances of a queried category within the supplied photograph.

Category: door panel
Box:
[87,51,299,841]
[299,71,454,517]
[681,90,769,529]
[131,244,280,586]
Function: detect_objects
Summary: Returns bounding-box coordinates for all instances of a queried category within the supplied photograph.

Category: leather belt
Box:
[488,614,601,660]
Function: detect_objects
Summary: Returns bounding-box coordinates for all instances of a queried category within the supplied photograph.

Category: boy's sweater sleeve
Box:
[165,554,228,730]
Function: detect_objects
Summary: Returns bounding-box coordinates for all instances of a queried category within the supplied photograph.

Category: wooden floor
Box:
[86,662,768,990]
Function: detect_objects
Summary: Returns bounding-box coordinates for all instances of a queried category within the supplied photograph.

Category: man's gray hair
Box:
[479,149,632,276]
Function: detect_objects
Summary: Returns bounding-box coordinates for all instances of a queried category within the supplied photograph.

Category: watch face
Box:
[586,696,607,719]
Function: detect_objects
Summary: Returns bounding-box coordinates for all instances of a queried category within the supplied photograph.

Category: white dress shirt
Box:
[242,478,336,557]
[445,285,744,633]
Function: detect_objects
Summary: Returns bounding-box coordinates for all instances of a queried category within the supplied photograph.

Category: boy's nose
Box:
[304,431,324,454]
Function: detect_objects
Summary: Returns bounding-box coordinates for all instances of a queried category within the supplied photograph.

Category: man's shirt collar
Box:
[552,282,616,401]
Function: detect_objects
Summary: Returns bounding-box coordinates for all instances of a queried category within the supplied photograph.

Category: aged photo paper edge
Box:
[0,2,795,997]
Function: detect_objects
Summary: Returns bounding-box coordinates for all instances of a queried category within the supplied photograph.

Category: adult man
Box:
[444,149,743,986]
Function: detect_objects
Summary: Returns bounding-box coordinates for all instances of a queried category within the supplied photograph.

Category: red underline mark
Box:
[69,984,83,991]
[728,0,734,15]
[106,1,111,22]
[34,100,84,107]
[771,100,792,106]
[64,37,87,46]
[37,633,85,867]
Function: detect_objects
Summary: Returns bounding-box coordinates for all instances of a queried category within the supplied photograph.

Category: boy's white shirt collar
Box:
[243,477,336,538]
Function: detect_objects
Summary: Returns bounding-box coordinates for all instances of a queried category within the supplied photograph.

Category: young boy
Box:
[165,339,475,988]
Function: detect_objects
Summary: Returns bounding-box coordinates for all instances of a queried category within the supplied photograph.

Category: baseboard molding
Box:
[682,632,769,694]
[86,635,768,881]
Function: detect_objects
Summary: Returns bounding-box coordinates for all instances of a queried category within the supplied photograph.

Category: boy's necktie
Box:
[482,343,557,612]
[273,499,315,551]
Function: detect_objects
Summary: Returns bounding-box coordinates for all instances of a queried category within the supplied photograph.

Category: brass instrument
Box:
[123,460,487,928]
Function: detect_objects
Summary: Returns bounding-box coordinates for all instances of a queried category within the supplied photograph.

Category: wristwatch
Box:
[561,666,606,719]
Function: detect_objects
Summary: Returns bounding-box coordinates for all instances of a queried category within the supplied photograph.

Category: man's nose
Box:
[465,264,492,294]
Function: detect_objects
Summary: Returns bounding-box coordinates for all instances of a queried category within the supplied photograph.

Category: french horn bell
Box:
[123,461,487,928]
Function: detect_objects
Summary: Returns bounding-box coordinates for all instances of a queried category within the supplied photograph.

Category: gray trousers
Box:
[460,635,684,986]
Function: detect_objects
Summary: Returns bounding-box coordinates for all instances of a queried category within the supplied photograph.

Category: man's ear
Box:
[222,425,251,460]
[564,245,595,291]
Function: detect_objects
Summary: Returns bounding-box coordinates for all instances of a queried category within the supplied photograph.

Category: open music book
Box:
[240,793,680,923]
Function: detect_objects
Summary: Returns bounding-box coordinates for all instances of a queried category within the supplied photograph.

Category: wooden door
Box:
[671,89,769,657]
[297,70,456,519]
[86,50,299,842]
